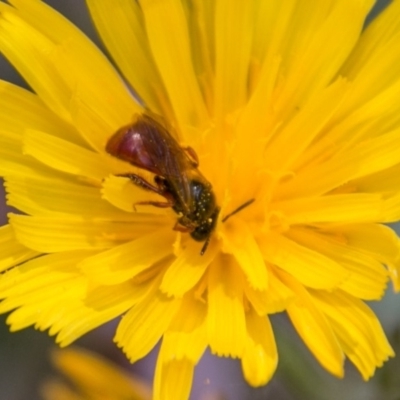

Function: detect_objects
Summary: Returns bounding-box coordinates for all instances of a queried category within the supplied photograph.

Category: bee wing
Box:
[134,115,194,209]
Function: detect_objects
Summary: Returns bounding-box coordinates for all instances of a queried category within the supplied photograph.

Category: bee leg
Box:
[200,235,211,256]
[173,221,194,233]
[117,173,176,208]
[135,199,174,208]
[116,173,165,195]
[183,146,199,167]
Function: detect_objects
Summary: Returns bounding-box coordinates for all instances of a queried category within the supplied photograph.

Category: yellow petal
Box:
[213,1,253,120]
[354,164,400,193]
[41,382,80,400]
[1,1,141,149]
[115,289,182,363]
[278,128,400,199]
[221,219,268,291]
[340,0,400,110]
[325,223,400,266]
[311,290,394,380]
[252,1,296,65]
[232,56,281,188]
[50,282,139,346]
[0,251,134,344]
[9,214,139,252]
[165,302,207,363]
[0,224,38,273]
[382,192,400,222]
[207,255,247,357]
[140,0,209,131]
[23,129,111,181]
[288,227,389,300]
[342,0,400,73]
[274,193,382,224]
[160,240,218,297]
[277,270,345,378]
[86,0,168,115]
[0,7,72,121]
[0,0,398,394]
[244,266,295,315]
[260,232,348,290]
[101,174,171,215]
[4,175,127,218]
[272,0,373,115]
[79,230,174,285]
[154,350,194,400]
[0,80,82,145]
[51,282,146,345]
[388,256,400,292]
[182,0,215,114]
[50,348,151,400]
[0,130,51,178]
[266,77,349,174]
[241,309,278,386]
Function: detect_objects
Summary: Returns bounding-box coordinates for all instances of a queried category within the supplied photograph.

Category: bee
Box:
[106,113,220,255]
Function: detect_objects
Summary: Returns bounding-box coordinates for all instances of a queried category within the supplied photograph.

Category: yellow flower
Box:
[0,0,399,398]
[42,347,151,400]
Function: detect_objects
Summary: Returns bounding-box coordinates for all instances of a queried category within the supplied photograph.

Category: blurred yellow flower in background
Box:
[0,0,400,399]
[42,348,151,400]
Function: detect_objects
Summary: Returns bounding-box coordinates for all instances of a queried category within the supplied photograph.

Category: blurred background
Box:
[0,0,399,399]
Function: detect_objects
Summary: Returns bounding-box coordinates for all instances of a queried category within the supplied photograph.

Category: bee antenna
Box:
[222,198,255,223]
[200,235,211,256]
[199,201,254,256]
